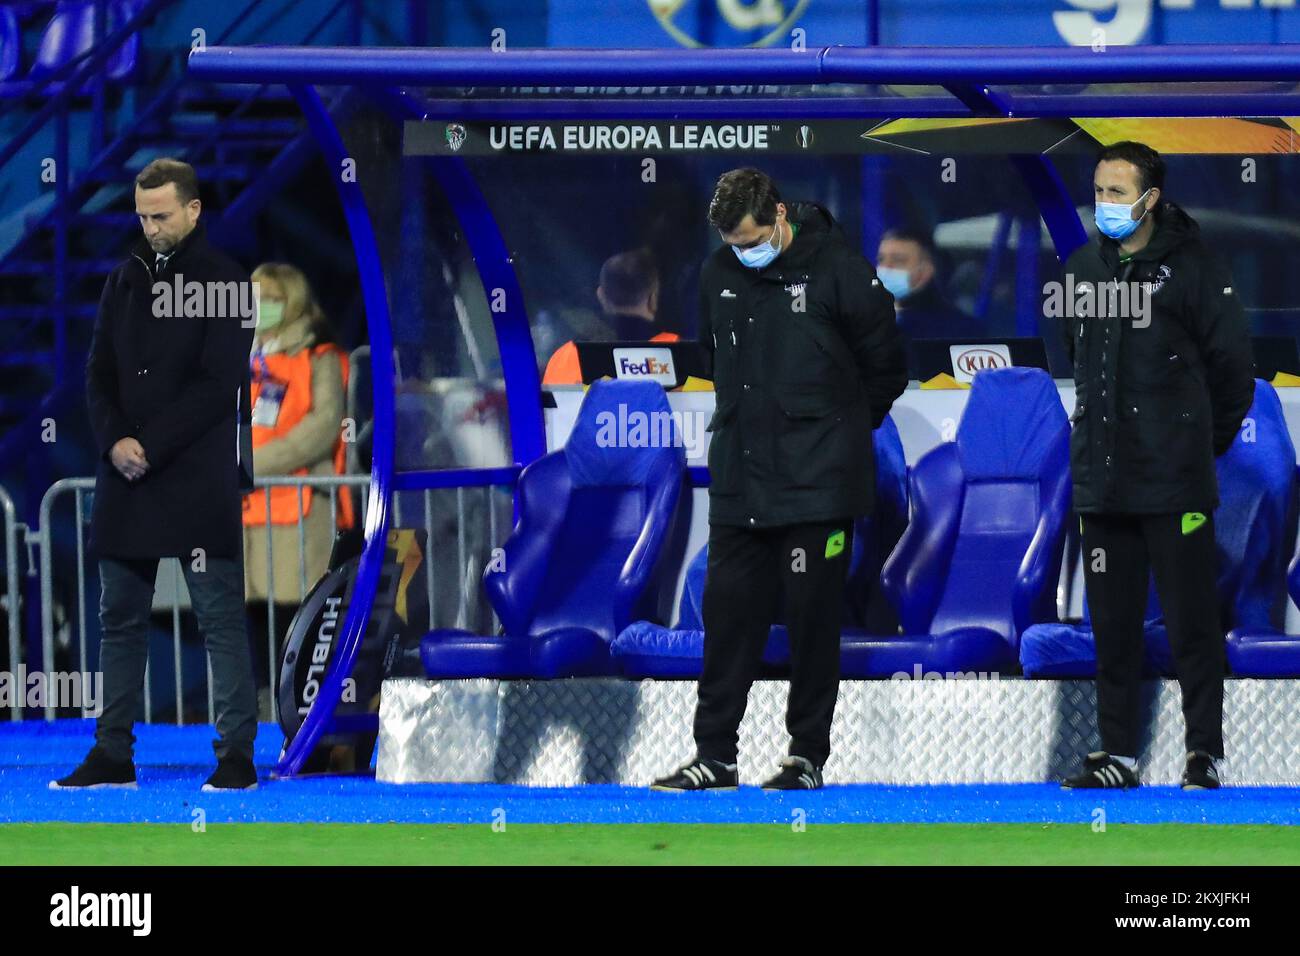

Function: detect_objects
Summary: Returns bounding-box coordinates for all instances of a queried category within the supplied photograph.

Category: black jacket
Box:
[698,201,908,528]
[86,221,256,559]
[1061,202,1255,514]
[896,281,973,341]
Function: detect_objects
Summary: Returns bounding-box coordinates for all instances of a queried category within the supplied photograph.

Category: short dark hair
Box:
[707,167,782,234]
[880,226,937,263]
[599,248,658,310]
[135,158,200,205]
[1095,141,1165,195]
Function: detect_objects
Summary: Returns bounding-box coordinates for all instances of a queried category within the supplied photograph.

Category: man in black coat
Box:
[652,168,907,791]
[1057,142,1255,791]
[52,158,260,791]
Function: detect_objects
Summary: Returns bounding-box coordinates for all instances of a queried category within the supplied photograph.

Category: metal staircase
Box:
[0,0,362,459]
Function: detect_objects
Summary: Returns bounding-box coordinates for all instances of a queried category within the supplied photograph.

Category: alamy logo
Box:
[0,667,102,716]
[151,273,259,327]
[594,402,706,458]
[50,886,151,936]
[1042,273,1152,327]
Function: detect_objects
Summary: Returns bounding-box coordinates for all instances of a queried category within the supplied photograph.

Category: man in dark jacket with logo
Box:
[653,168,907,791]
[1059,142,1254,791]
[52,158,260,791]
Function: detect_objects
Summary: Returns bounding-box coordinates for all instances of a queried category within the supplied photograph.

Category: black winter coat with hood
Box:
[698,201,908,528]
[1060,201,1255,515]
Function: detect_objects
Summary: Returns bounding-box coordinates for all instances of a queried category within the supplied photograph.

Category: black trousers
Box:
[95,556,258,763]
[1081,512,1225,759]
[694,518,854,769]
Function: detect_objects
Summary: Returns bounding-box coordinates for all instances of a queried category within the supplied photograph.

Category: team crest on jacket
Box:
[1144,264,1173,295]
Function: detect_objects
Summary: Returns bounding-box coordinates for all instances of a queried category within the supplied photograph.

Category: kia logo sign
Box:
[948,343,1013,384]
[955,349,1008,374]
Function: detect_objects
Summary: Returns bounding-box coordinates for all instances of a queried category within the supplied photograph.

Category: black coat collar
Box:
[130,220,208,276]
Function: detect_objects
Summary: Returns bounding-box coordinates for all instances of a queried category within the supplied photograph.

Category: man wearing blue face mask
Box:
[876,227,971,345]
[1058,141,1254,792]
[652,167,906,792]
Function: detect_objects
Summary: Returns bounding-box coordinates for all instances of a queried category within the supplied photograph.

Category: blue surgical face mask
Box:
[732,220,782,269]
[1095,187,1151,241]
[876,266,912,300]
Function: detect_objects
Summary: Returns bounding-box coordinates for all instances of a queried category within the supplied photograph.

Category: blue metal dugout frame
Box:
[187,44,1300,777]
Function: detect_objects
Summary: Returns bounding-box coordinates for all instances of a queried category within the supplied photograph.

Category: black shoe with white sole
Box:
[761,755,823,790]
[1182,751,1221,790]
[202,755,258,791]
[650,757,738,791]
[1061,751,1141,789]
[49,749,137,790]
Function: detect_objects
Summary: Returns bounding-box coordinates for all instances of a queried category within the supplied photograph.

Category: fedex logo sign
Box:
[613,347,677,385]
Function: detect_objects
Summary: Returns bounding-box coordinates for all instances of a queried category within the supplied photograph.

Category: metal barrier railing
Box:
[32,472,513,724]
[0,484,26,720]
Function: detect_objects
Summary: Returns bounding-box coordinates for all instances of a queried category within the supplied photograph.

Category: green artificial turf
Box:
[3,822,1298,865]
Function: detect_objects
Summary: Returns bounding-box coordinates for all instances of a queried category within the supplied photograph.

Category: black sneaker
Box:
[202,754,258,792]
[1061,751,1141,789]
[48,749,137,790]
[761,755,823,790]
[650,757,738,791]
[1182,751,1221,791]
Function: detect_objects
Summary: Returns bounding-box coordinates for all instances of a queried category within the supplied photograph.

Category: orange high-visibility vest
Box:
[243,343,356,529]
[542,332,680,386]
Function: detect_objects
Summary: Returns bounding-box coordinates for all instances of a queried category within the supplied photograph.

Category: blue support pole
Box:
[423,155,546,468]
[1009,154,1089,264]
[54,106,69,384]
[275,83,396,777]
[974,213,1011,323]
[357,83,547,468]
[859,156,887,263]
[1014,215,1041,338]
[190,43,1300,89]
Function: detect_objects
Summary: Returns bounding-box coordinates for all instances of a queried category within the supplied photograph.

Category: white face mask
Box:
[732,220,783,269]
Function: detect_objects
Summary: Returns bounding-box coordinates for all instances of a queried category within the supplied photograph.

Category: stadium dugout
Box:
[188,44,1300,785]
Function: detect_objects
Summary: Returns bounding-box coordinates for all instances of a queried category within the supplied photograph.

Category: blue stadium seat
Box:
[1020,574,1171,678]
[0,7,20,83]
[609,542,791,678]
[611,416,908,678]
[420,379,686,678]
[1223,381,1300,676]
[1023,379,1296,678]
[840,367,1071,677]
[1226,546,1300,676]
[845,414,909,632]
[28,1,102,81]
[1,0,140,96]
[104,0,142,82]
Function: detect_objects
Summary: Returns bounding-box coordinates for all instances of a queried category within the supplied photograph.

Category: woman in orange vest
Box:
[242,263,354,651]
